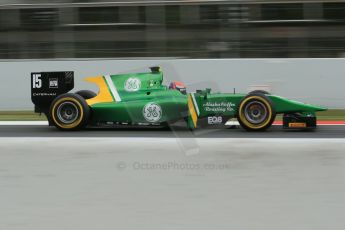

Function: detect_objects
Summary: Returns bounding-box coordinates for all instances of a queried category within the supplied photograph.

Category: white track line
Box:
[0,121,48,126]
[0,121,344,126]
[0,121,238,126]
[0,137,345,142]
[226,121,345,126]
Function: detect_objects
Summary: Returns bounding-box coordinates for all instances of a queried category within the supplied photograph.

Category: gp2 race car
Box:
[31,67,327,131]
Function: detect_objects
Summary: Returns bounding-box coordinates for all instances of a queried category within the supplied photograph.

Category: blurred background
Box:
[1,0,345,112]
[1,0,345,59]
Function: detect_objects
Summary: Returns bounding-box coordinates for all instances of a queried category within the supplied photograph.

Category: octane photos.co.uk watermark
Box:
[116,161,232,171]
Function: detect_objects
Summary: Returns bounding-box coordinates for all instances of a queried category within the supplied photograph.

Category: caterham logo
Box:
[124,78,141,92]
[143,102,162,123]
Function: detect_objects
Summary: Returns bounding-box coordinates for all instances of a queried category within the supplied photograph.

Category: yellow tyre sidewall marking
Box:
[52,97,84,129]
[238,96,273,129]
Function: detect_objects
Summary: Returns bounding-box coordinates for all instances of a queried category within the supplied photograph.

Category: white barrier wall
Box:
[0,58,344,110]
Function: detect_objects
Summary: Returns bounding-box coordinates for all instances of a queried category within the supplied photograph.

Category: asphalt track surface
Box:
[0,124,344,138]
[1,137,345,230]
[1,123,345,229]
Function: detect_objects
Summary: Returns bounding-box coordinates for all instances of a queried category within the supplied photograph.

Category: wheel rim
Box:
[244,101,268,124]
[56,102,79,124]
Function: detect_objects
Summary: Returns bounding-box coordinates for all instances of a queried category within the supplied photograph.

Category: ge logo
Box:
[143,102,162,123]
[124,78,141,92]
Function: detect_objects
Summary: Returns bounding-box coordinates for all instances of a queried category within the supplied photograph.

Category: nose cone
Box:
[310,104,328,112]
[270,95,328,113]
[300,103,327,112]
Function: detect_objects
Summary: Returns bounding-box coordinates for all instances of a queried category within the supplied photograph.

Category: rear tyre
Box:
[75,90,96,99]
[248,90,270,95]
[237,93,276,131]
[49,93,90,130]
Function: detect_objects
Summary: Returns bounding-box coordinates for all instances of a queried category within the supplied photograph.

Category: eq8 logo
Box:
[208,116,222,125]
[143,102,162,123]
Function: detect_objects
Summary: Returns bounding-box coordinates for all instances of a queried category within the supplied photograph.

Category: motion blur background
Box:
[1,0,345,110]
[1,0,345,59]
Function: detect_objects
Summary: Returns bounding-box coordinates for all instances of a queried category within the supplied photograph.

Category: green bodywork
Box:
[193,90,326,116]
[87,69,327,128]
[89,71,188,125]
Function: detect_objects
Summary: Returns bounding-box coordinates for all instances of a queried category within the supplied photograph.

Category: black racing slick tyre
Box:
[248,90,270,95]
[75,90,97,100]
[237,93,276,131]
[49,93,90,131]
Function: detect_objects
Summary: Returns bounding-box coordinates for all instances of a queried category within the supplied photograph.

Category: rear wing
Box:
[31,71,74,113]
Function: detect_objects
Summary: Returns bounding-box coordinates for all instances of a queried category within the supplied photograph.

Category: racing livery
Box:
[31,67,327,131]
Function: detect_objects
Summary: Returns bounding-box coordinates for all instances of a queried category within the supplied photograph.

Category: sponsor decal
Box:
[49,78,58,88]
[207,116,223,125]
[124,77,141,92]
[143,102,162,123]
[33,92,57,96]
[289,122,307,128]
[203,101,235,113]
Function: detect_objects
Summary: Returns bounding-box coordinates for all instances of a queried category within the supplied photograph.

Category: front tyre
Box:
[49,93,90,130]
[237,93,276,131]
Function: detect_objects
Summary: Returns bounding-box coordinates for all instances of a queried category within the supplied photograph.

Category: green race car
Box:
[31,67,327,131]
